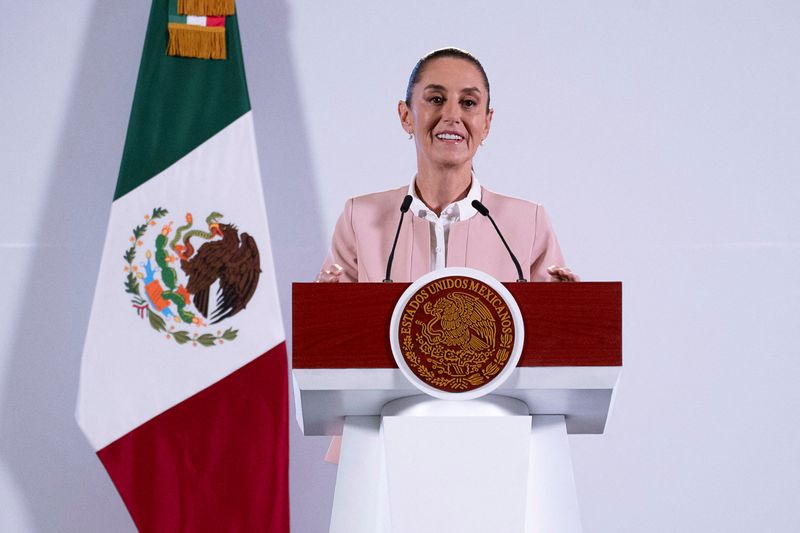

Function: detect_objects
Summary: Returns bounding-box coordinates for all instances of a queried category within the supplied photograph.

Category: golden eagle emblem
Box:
[398,276,516,393]
[420,293,496,376]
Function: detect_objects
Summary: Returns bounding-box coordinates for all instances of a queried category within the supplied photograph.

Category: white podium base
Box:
[329,396,582,533]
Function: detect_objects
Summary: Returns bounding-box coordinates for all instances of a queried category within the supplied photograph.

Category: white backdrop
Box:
[1,1,798,532]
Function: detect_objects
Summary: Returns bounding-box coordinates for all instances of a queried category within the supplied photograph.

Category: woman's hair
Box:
[405,47,491,111]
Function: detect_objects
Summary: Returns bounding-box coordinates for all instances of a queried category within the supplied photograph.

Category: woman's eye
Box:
[463,99,476,108]
[430,96,443,105]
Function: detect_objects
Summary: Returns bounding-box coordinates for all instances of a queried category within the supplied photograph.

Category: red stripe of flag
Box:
[98,344,289,532]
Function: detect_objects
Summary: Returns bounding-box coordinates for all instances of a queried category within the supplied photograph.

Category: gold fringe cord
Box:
[177,0,235,16]
[167,24,226,60]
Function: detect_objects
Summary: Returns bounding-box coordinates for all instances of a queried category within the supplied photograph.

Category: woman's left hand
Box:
[547,265,580,282]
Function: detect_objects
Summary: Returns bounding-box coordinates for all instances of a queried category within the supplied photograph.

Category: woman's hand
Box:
[547,265,580,282]
[315,263,343,283]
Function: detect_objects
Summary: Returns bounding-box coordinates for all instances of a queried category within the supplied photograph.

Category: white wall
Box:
[1,1,798,532]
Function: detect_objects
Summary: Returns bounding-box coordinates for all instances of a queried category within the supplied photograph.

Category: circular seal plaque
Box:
[389,268,524,400]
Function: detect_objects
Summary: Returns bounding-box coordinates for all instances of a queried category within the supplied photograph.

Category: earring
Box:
[480,138,486,146]
[408,132,414,140]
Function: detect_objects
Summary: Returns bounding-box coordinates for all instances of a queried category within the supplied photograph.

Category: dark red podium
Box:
[292,281,622,435]
[292,280,621,533]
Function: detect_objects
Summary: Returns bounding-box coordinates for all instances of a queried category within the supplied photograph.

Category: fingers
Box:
[547,265,580,282]
[315,263,343,283]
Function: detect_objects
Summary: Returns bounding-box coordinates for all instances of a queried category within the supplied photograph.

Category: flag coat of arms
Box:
[76,1,288,530]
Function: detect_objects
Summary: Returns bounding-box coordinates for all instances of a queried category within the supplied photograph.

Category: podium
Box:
[293,280,621,532]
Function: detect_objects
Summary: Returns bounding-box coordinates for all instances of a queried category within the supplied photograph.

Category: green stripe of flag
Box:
[114,0,250,200]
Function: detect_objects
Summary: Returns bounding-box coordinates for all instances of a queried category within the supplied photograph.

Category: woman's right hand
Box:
[315,263,343,283]
[547,265,580,282]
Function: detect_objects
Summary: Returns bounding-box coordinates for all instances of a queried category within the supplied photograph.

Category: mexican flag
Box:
[75,1,288,531]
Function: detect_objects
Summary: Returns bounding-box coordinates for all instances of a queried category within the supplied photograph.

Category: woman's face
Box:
[399,57,493,172]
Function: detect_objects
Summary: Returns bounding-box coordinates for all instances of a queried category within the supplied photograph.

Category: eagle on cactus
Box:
[171,212,261,324]
[123,208,261,347]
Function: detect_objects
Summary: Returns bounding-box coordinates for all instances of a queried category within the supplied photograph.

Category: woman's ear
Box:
[483,107,494,140]
[398,100,413,134]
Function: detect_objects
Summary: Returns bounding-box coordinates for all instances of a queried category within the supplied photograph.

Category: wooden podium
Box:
[293,281,621,533]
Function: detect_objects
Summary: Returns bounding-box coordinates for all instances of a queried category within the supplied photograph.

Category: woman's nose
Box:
[441,99,461,123]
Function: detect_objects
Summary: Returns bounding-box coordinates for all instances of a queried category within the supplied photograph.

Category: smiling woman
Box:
[317,47,578,287]
[318,48,578,285]
[399,51,493,211]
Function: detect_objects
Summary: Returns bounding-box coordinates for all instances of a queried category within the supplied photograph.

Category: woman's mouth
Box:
[435,132,464,143]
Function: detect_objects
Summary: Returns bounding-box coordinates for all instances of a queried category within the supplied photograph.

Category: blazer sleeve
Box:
[529,204,566,282]
[320,198,358,282]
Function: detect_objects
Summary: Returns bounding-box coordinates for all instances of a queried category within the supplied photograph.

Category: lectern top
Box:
[293,281,621,369]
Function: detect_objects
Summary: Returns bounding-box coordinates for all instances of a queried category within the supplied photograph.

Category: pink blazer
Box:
[321,185,565,282]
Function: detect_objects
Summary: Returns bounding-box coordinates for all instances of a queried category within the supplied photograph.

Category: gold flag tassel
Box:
[167,24,227,60]
[177,0,235,16]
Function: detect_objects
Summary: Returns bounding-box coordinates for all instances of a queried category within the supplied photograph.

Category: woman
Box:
[318,48,577,462]
[318,48,577,284]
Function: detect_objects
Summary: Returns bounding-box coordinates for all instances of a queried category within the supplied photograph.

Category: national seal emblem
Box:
[122,207,261,347]
[391,268,524,398]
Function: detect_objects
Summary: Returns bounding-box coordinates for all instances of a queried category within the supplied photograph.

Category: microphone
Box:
[383,195,413,282]
[471,200,527,282]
